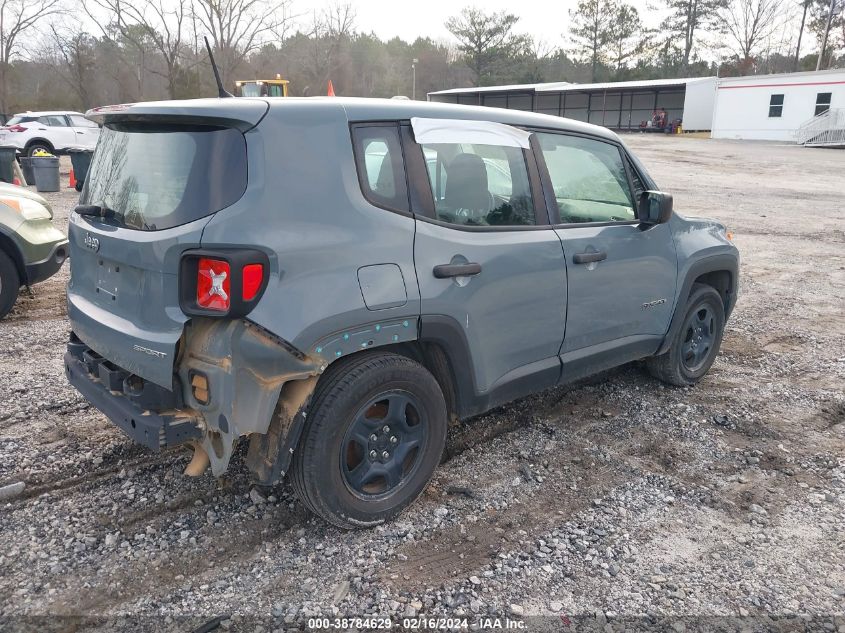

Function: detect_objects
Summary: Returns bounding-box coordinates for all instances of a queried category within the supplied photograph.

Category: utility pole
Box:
[816,0,837,71]
[412,58,418,100]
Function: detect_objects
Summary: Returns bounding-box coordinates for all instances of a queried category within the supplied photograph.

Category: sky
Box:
[339,0,664,48]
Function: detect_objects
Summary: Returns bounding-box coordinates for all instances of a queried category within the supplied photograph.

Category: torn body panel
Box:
[177,318,321,476]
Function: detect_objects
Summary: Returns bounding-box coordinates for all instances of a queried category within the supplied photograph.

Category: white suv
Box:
[0,111,100,156]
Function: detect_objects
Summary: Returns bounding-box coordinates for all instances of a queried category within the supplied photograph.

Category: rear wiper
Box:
[74,204,116,219]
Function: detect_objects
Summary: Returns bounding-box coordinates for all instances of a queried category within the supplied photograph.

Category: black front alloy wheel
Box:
[646,283,726,386]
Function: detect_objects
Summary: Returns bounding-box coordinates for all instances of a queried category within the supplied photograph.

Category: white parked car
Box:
[0,111,100,156]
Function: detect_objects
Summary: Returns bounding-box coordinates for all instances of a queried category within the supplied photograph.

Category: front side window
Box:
[815,92,832,116]
[421,142,536,227]
[81,122,247,231]
[769,94,784,118]
[537,133,635,224]
[351,124,409,213]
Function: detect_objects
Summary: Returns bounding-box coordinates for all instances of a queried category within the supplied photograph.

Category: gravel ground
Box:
[0,140,844,633]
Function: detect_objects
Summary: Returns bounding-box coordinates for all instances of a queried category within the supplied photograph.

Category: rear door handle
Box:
[433,262,482,278]
[573,251,607,264]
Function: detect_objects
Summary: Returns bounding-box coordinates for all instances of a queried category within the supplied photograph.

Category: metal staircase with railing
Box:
[796,108,845,147]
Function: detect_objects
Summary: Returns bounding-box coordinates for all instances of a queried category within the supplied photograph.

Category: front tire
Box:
[646,283,725,386]
[0,249,20,320]
[291,351,447,529]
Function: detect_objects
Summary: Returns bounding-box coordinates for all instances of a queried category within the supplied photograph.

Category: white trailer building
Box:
[429,69,845,145]
[429,77,719,132]
[711,69,845,142]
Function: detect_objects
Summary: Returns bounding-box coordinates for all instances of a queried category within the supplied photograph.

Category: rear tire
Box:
[646,283,725,386]
[291,351,447,529]
[26,141,54,158]
[0,249,20,320]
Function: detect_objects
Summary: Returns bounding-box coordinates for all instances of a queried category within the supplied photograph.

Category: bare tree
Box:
[119,0,190,99]
[193,0,294,87]
[47,21,97,109]
[718,0,785,65]
[794,0,813,68]
[84,0,155,98]
[0,0,63,113]
[302,3,356,93]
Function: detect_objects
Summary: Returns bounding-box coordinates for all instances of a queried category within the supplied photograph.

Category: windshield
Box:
[81,123,247,231]
[239,83,261,97]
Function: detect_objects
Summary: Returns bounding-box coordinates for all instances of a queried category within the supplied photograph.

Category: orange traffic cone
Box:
[69,168,76,189]
[327,80,335,96]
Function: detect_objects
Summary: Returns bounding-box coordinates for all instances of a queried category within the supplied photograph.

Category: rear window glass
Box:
[6,116,34,125]
[81,123,247,231]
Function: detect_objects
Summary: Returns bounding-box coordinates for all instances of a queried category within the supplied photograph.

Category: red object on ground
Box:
[327,80,336,97]
[69,169,76,189]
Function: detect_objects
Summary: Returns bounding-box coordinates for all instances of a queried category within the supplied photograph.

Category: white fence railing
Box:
[796,108,845,146]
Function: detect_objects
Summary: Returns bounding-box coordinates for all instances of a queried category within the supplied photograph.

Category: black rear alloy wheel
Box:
[27,143,53,158]
[292,351,447,528]
[646,283,725,386]
[341,392,427,497]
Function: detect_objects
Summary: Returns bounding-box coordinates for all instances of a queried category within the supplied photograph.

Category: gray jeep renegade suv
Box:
[65,97,738,528]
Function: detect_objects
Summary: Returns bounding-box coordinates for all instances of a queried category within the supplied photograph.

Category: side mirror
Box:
[638,190,673,225]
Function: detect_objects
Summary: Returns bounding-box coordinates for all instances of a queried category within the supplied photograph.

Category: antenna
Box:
[204,36,233,98]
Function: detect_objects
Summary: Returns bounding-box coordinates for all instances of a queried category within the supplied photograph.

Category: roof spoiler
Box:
[84,100,269,132]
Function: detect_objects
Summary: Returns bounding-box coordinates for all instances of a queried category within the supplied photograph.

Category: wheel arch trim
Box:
[656,253,738,356]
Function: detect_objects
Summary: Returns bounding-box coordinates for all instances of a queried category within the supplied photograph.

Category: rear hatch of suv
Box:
[67,100,268,389]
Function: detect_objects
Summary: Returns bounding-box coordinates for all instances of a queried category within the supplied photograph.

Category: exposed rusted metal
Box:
[177,318,322,477]
[246,375,318,484]
[184,443,210,476]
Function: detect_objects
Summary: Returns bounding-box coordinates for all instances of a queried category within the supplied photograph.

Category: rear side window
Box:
[38,115,68,127]
[537,133,635,224]
[69,114,98,128]
[81,123,247,231]
[351,124,409,213]
[421,143,536,227]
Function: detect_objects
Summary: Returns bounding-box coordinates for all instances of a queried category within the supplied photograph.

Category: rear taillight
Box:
[196,257,231,312]
[242,263,264,301]
[6,125,26,132]
[180,250,269,318]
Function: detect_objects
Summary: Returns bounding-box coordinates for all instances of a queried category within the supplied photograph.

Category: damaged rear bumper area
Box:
[65,320,323,482]
[64,333,202,451]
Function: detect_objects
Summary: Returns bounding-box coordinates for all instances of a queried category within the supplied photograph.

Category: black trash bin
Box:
[0,146,17,184]
[68,149,93,192]
[32,156,60,192]
[19,157,34,185]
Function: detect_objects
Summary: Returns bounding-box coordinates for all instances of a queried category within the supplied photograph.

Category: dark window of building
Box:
[815,92,832,116]
[768,94,784,118]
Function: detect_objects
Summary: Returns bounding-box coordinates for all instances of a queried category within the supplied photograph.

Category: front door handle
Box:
[433,262,482,278]
[573,251,607,264]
